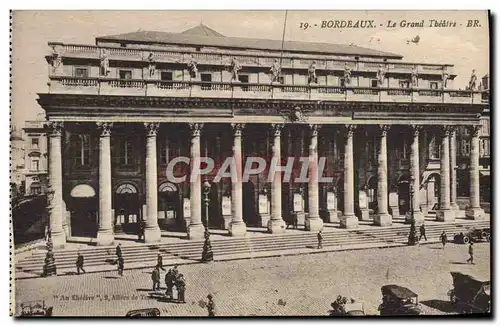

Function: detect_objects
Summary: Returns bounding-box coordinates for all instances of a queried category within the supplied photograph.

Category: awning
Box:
[480,171,490,177]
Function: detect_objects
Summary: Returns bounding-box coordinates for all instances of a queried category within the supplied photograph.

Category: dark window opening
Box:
[161,71,173,81]
[430,82,439,89]
[119,70,132,80]
[201,73,212,90]
[120,43,127,48]
[75,67,89,78]
[371,79,378,88]
[399,80,410,88]
[340,78,346,88]
[239,75,249,91]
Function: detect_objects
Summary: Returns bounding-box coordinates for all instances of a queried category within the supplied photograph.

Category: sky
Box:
[11,10,489,129]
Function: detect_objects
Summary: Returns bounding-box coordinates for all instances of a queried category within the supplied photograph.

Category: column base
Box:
[455,209,466,218]
[305,216,324,231]
[340,214,359,229]
[466,207,485,220]
[96,230,114,246]
[389,206,400,218]
[267,219,286,234]
[436,209,455,222]
[144,226,161,243]
[374,213,392,227]
[51,230,66,248]
[359,208,370,221]
[187,223,205,240]
[450,203,460,211]
[229,221,247,237]
[405,211,425,225]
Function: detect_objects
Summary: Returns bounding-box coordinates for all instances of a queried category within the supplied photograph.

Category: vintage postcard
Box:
[10,10,490,317]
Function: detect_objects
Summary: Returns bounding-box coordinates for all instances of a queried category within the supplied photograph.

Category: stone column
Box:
[144,123,161,243]
[47,122,66,248]
[229,123,247,236]
[96,122,114,245]
[407,125,425,224]
[340,124,358,229]
[374,125,392,226]
[188,123,205,239]
[306,124,323,231]
[466,125,485,219]
[268,124,286,233]
[449,127,460,211]
[436,126,454,222]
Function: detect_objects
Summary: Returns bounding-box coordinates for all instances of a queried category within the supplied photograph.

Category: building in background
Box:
[10,126,25,196]
[37,24,488,247]
[23,120,49,196]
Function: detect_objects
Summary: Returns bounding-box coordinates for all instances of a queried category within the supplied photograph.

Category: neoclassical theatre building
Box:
[38,24,488,247]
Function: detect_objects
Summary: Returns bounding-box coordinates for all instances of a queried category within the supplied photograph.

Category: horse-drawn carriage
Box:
[19,300,53,317]
[448,272,490,314]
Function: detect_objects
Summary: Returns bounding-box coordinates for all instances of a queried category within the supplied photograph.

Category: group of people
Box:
[151,263,187,304]
[330,295,356,314]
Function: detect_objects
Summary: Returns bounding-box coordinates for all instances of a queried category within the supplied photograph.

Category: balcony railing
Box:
[47,76,485,104]
[49,42,453,75]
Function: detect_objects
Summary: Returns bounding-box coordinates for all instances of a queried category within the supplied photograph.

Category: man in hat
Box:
[419,223,427,242]
[165,268,175,300]
[207,294,216,316]
[151,265,161,291]
[117,255,124,276]
[157,253,166,271]
[76,253,85,275]
[440,231,448,249]
[176,274,186,304]
[115,243,122,258]
[317,230,323,249]
[466,242,474,264]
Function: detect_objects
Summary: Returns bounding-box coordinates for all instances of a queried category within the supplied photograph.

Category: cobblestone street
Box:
[14,243,490,316]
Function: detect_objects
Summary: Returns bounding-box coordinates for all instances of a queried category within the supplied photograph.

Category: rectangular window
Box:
[74,134,91,167]
[279,76,285,85]
[461,139,471,156]
[340,78,346,88]
[119,70,132,80]
[119,137,133,165]
[371,79,378,88]
[201,73,212,90]
[75,67,89,78]
[239,75,249,91]
[31,138,39,149]
[399,80,410,88]
[429,82,438,89]
[31,159,39,171]
[161,71,173,81]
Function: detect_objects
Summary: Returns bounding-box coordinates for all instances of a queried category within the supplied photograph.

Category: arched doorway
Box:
[69,184,97,237]
[397,175,410,215]
[114,183,140,234]
[422,172,441,212]
[158,182,180,230]
[366,175,377,213]
[243,181,257,226]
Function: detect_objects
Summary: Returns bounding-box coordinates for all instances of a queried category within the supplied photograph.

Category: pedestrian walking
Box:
[151,266,161,291]
[466,242,474,264]
[176,274,186,304]
[165,268,174,300]
[138,219,145,241]
[317,230,323,249]
[440,231,447,249]
[207,294,216,316]
[157,253,166,271]
[419,224,427,242]
[76,253,86,274]
[116,243,122,258]
[117,255,124,276]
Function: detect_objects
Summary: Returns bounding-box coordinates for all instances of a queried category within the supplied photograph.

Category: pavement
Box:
[13,241,490,317]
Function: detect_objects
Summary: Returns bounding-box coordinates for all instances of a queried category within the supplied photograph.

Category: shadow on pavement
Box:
[420,299,457,314]
[103,276,120,279]
[450,261,468,265]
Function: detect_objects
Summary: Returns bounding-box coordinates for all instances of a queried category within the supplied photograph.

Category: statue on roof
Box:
[410,65,418,87]
[100,49,111,76]
[469,69,477,91]
[49,45,62,74]
[376,64,386,86]
[147,52,156,77]
[308,61,318,85]
[442,66,449,89]
[270,59,281,83]
[187,54,198,79]
[343,63,352,86]
[230,57,242,82]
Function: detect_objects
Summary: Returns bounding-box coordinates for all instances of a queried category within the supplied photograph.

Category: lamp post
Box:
[407,176,418,246]
[43,185,57,276]
[201,180,214,262]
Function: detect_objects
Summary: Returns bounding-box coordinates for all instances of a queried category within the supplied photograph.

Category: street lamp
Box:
[407,176,418,246]
[201,180,213,262]
[43,185,57,276]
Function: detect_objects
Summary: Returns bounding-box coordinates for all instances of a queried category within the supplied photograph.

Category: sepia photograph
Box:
[10,10,491,317]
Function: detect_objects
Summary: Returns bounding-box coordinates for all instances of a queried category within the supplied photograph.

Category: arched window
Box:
[116,183,137,194]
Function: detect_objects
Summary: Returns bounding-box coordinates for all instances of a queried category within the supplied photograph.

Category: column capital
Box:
[189,123,204,137]
[144,122,159,137]
[410,124,423,136]
[379,124,391,136]
[468,125,482,137]
[344,124,357,137]
[231,123,245,137]
[45,121,64,137]
[309,124,321,137]
[271,124,284,136]
[96,122,113,137]
[440,125,454,137]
